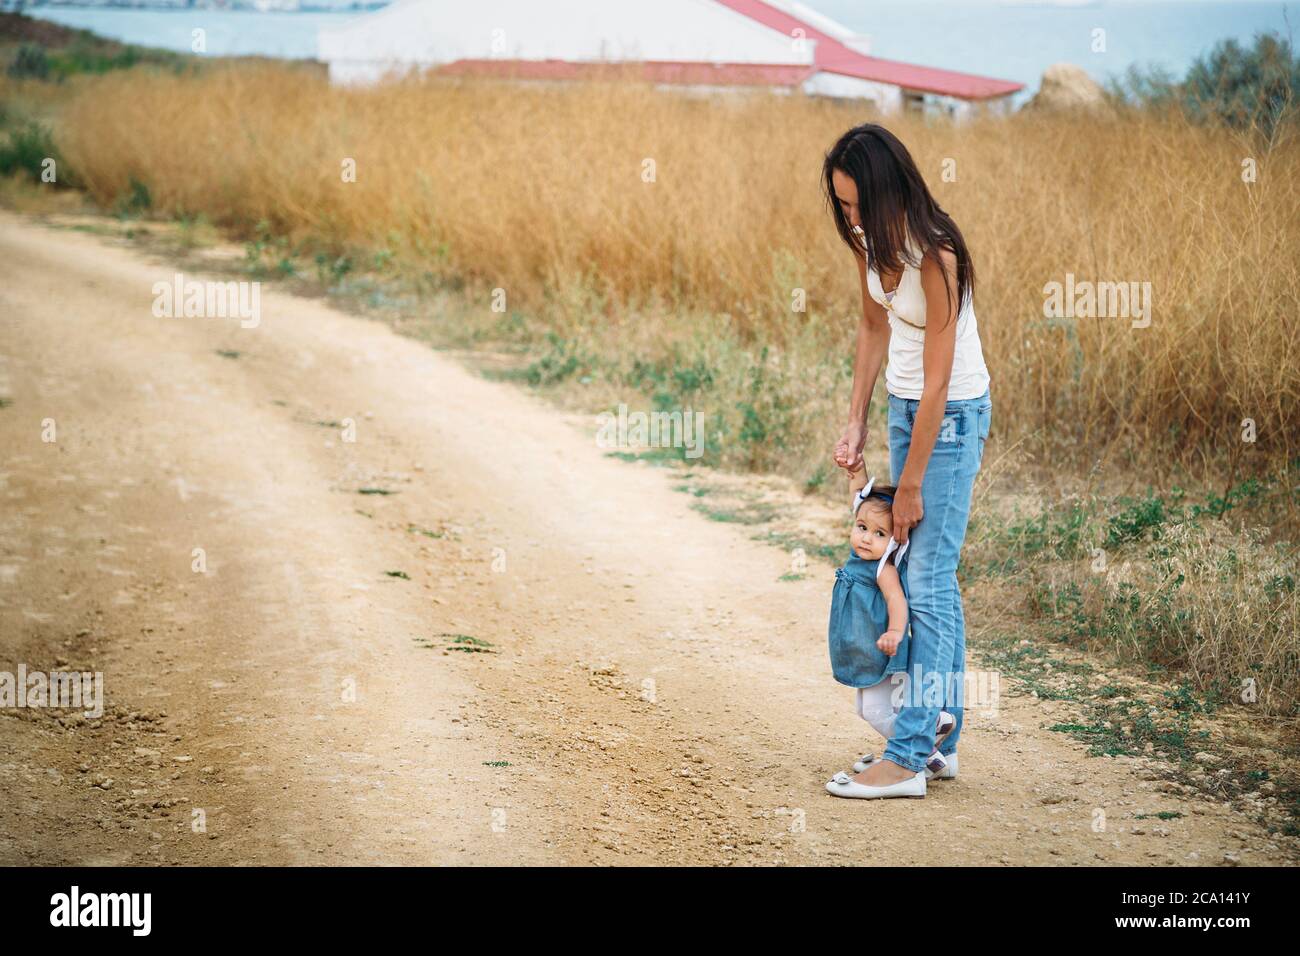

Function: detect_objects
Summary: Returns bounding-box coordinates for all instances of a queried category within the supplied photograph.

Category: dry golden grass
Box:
[1023,520,1299,715]
[52,62,1300,492]
[0,74,73,116]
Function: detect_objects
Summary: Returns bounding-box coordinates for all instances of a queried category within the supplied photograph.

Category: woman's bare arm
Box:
[834,254,891,472]
[892,248,960,543]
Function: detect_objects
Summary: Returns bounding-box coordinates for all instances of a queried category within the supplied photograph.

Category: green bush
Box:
[7,43,50,81]
[1183,33,1299,134]
[113,176,152,216]
[0,120,60,182]
[50,40,141,78]
[1112,31,1299,137]
[521,332,593,387]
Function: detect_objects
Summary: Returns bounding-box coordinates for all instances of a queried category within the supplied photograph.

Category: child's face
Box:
[851,503,892,561]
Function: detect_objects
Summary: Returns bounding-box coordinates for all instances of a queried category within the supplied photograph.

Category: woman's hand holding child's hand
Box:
[876,629,903,657]
[835,422,868,474]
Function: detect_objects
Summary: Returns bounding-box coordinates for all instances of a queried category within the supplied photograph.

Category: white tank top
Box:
[864,234,991,401]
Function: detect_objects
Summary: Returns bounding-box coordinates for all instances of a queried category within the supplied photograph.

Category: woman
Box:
[823,123,992,800]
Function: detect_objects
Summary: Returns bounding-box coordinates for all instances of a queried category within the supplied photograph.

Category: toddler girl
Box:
[826,466,954,794]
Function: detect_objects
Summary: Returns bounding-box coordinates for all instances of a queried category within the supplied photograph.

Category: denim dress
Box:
[827,541,911,689]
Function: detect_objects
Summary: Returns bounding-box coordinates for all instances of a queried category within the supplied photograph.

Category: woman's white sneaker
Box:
[935,711,957,744]
[926,753,958,780]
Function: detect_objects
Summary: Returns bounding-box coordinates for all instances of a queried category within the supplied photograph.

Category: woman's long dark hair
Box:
[822,123,975,325]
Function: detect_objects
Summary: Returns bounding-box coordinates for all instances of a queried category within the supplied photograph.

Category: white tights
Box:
[855,677,907,740]
[856,676,955,763]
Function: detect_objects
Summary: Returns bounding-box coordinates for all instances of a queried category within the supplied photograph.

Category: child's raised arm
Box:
[875,561,908,657]
[848,462,868,510]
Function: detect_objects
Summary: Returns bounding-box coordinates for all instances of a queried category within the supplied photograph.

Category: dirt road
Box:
[0,210,1290,865]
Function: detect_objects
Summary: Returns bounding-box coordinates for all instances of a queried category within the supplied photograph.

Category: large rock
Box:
[1026,62,1110,113]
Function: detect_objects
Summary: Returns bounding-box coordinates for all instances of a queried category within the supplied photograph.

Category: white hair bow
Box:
[851,475,877,515]
[878,535,910,578]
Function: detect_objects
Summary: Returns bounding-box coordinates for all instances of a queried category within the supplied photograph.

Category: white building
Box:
[318,0,1023,116]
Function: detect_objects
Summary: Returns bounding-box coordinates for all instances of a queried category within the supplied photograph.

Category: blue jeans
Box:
[882,388,991,772]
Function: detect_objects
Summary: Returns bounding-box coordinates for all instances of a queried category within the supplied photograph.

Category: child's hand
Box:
[877,630,904,657]
[834,422,868,474]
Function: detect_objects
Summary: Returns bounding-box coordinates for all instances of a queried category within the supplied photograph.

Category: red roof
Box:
[437,58,815,87]
[715,0,1023,100]
[436,1,1022,101]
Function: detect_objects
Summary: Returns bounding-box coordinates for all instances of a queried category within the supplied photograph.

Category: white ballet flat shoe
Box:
[825,769,926,800]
